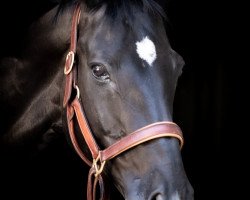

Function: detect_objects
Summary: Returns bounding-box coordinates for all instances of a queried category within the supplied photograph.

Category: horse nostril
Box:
[151,193,164,200]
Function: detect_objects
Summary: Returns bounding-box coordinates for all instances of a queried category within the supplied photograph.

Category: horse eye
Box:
[91,64,110,80]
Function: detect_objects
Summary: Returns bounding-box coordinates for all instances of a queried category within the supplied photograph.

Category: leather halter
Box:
[63,4,184,200]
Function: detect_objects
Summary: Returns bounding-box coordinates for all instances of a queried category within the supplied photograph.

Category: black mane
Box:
[56,0,166,19]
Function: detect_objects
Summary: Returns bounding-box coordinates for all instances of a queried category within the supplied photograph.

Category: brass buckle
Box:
[93,153,106,177]
[64,51,75,75]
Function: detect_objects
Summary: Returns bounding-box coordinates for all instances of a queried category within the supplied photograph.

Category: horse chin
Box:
[110,139,194,200]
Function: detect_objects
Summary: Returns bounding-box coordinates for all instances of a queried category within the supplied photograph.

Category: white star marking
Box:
[136,36,157,66]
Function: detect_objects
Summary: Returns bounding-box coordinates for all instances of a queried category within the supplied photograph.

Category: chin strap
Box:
[63,3,184,200]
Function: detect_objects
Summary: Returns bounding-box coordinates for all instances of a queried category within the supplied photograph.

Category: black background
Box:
[0,0,243,199]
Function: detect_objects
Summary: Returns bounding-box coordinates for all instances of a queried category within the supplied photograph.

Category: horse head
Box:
[1,0,193,199]
[63,1,193,199]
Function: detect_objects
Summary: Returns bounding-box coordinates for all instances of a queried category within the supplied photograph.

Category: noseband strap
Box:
[63,4,184,200]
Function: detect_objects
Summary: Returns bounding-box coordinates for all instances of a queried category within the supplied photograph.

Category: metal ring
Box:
[64,51,75,75]
[74,85,80,99]
[93,154,106,177]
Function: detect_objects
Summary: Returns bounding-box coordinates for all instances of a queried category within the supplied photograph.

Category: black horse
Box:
[0,0,193,199]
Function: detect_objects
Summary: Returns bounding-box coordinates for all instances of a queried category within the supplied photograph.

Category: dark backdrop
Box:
[0,0,241,199]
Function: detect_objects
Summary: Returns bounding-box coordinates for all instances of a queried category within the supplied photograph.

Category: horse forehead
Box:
[85,21,159,51]
[85,11,157,41]
[82,12,167,62]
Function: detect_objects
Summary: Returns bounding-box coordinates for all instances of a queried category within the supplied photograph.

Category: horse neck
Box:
[5,6,74,94]
[0,6,74,129]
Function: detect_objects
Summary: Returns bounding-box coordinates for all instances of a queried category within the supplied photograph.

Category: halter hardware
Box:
[74,85,80,99]
[64,51,75,75]
[93,154,106,177]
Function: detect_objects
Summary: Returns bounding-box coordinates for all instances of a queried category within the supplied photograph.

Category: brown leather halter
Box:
[63,4,184,200]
